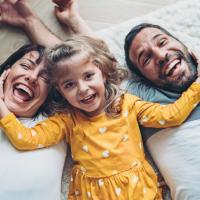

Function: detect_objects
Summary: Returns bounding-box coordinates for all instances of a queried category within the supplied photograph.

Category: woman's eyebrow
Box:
[21,58,36,65]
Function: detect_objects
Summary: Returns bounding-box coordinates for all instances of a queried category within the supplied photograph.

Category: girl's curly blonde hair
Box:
[47,35,128,118]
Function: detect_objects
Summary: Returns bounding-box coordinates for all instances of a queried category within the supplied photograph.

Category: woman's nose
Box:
[25,73,38,85]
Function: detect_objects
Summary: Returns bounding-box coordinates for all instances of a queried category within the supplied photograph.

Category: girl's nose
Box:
[78,82,89,94]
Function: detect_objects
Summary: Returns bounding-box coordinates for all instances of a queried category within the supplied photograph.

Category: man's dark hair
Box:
[124,23,182,79]
[0,44,53,117]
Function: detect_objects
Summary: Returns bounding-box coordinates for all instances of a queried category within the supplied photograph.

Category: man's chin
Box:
[162,80,194,93]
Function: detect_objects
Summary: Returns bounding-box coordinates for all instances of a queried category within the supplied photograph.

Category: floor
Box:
[78,0,183,31]
[0,0,184,60]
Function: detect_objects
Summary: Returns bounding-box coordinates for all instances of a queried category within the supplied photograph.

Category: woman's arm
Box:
[0,0,62,47]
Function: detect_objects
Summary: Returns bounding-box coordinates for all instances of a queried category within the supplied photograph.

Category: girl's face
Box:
[4,51,49,117]
[57,59,106,117]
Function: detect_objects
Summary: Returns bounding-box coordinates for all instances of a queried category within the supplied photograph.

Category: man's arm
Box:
[0,0,96,47]
[0,0,62,47]
[52,0,95,37]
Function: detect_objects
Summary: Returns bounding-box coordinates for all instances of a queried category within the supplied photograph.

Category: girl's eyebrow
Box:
[60,79,73,86]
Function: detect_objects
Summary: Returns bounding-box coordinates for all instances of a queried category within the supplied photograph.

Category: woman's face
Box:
[3,50,49,117]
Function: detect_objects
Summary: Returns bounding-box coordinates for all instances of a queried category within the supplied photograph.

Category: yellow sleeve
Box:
[0,113,69,150]
[134,82,200,128]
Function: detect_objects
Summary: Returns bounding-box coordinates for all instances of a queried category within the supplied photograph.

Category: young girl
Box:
[1,35,200,200]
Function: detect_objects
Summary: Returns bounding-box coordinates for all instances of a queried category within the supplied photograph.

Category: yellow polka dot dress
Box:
[1,83,200,200]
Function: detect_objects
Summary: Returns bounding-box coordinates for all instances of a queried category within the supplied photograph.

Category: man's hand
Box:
[0,0,35,28]
[52,0,94,36]
[52,0,79,26]
[191,51,200,83]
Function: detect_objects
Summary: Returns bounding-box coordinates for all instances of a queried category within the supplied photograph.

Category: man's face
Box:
[129,27,197,92]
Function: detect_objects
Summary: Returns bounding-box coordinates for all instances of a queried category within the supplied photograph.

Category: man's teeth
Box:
[15,84,33,98]
[165,59,180,76]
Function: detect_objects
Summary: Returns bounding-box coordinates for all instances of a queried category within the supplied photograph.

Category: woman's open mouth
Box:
[13,83,34,102]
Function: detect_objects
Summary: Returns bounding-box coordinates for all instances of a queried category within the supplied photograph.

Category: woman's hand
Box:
[0,69,11,119]
[0,69,10,100]
[0,0,36,28]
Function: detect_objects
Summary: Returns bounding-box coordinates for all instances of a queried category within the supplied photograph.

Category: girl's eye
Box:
[85,73,94,80]
[65,82,74,89]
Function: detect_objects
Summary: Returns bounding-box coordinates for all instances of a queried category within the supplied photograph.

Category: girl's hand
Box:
[0,69,10,100]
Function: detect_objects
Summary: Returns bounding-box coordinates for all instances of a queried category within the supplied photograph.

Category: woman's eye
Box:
[40,75,49,84]
[20,63,30,70]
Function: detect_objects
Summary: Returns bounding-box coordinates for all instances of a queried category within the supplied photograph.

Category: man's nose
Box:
[153,48,168,67]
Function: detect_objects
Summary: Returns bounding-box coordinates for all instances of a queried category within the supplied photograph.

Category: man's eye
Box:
[143,56,150,66]
[159,38,167,46]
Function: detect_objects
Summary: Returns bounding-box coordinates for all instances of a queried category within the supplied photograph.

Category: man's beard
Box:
[158,50,197,93]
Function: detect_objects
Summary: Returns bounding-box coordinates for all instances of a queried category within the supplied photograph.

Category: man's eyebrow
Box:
[152,33,162,41]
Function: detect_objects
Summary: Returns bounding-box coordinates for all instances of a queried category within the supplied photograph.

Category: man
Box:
[124,23,200,200]
[0,0,199,199]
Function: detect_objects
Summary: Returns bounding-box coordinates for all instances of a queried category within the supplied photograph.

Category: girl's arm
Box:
[134,82,200,128]
[0,113,68,150]
[0,69,68,151]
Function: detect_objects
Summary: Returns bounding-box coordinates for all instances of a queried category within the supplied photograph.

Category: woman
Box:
[0,44,67,200]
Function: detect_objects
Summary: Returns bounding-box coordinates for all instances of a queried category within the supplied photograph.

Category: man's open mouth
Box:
[13,83,34,101]
[163,58,181,77]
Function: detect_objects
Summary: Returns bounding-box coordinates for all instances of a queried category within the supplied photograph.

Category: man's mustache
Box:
[158,51,185,69]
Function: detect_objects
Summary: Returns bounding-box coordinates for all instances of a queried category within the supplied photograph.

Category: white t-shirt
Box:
[0,115,67,200]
